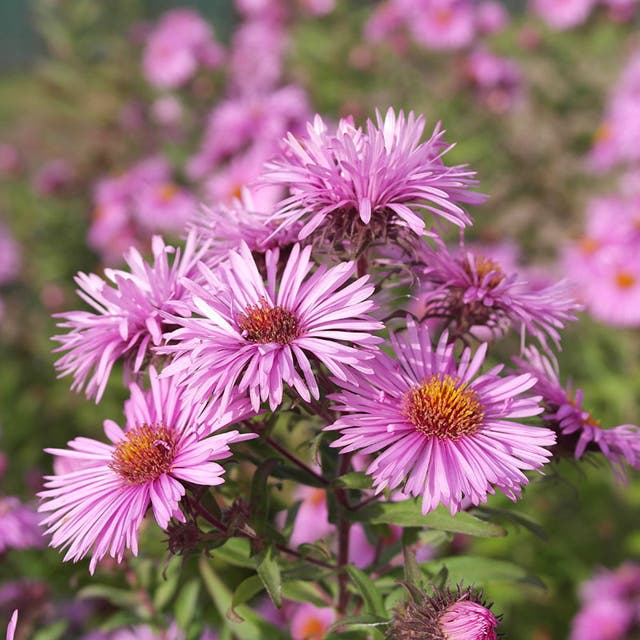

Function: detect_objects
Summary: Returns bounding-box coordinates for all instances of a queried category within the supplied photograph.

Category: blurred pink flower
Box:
[531,0,596,29]
[0,498,44,553]
[0,223,21,286]
[289,486,333,548]
[142,9,224,89]
[409,0,476,50]
[475,0,509,34]
[151,96,184,127]
[33,159,75,197]
[290,603,336,640]
[0,145,20,177]
[463,49,523,113]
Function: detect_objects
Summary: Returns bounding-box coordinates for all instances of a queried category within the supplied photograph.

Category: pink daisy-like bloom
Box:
[416,238,579,348]
[261,108,485,245]
[288,485,333,548]
[0,497,45,553]
[39,368,254,573]
[142,9,224,89]
[408,0,476,51]
[289,603,336,640]
[390,585,500,639]
[327,319,555,514]
[531,0,596,29]
[53,231,209,402]
[192,187,297,268]
[569,598,634,640]
[162,242,382,411]
[514,346,640,478]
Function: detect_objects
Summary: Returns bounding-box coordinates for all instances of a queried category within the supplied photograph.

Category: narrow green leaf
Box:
[249,458,280,536]
[282,580,331,608]
[334,471,373,490]
[174,579,200,630]
[475,506,548,540]
[231,575,265,617]
[328,614,389,633]
[199,557,288,640]
[31,621,68,640]
[422,556,545,589]
[346,565,387,617]
[352,500,506,538]
[77,585,138,609]
[257,545,283,608]
[213,537,256,568]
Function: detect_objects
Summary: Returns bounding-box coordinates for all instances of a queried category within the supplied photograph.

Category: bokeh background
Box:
[1,1,639,638]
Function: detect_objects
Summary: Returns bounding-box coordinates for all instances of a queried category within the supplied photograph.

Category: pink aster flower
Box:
[162,242,383,411]
[290,603,336,640]
[570,599,634,640]
[134,182,196,236]
[0,223,21,286]
[261,108,485,247]
[531,0,596,29]
[390,585,500,639]
[475,0,509,35]
[53,232,209,402]
[416,238,579,348]
[327,319,554,514]
[39,368,253,573]
[6,610,17,640]
[0,497,45,553]
[288,486,333,548]
[142,9,224,89]
[514,346,640,478]
[408,0,476,50]
[192,187,297,267]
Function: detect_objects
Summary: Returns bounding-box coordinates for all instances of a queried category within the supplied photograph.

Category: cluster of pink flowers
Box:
[365,0,509,51]
[88,157,196,264]
[570,563,640,639]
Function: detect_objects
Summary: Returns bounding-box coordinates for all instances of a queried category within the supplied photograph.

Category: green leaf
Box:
[153,557,181,610]
[422,556,545,589]
[231,575,265,615]
[199,557,289,640]
[249,458,280,536]
[352,500,506,538]
[475,506,548,540]
[213,538,256,568]
[77,585,138,609]
[346,565,387,617]
[31,621,68,640]
[282,580,331,608]
[257,545,283,608]
[328,614,389,633]
[334,471,373,490]
[174,579,200,630]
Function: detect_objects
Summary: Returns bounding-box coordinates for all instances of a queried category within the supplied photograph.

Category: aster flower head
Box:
[191,187,299,268]
[39,368,254,573]
[53,232,208,402]
[261,108,485,253]
[417,238,579,349]
[327,319,554,514]
[162,242,383,411]
[514,346,640,478]
[388,584,499,640]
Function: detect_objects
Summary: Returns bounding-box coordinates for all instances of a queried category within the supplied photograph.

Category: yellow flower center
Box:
[402,375,485,440]
[157,183,179,203]
[237,297,301,345]
[463,255,505,289]
[110,424,177,485]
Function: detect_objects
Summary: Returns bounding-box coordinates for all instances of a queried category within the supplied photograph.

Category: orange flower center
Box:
[463,255,505,289]
[110,424,177,485]
[237,297,301,345]
[615,271,636,289]
[157,183,179,203]
[593,122,611,144]
[402,374,484,440]
[300,617,327,640]
[578,237,599,255]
